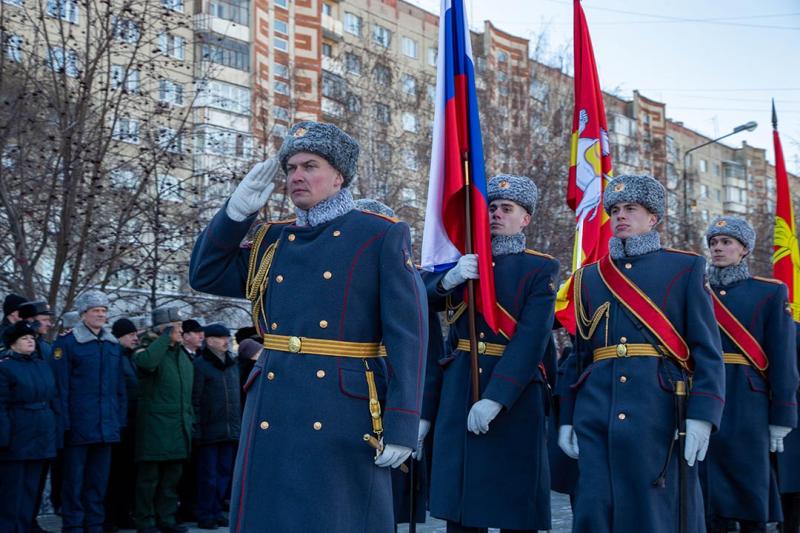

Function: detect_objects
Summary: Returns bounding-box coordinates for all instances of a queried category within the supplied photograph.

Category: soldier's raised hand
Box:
[441,254,479,290]
[226,158,280,221]
[684,419,712,466]
[558,425,579,459]
[769,425,792,453]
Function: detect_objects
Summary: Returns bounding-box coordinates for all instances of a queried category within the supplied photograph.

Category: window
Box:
[112,118,140,143]
[497,71,508,83]
[402,112,417,132]
[110,168,138,189]
[322,43,332,58]
[274,37,289,52]
[716,189,722,201]
[274,81,289,95]
[346,94,361,113]
[3,0,23,5]
[427,47,437,66]
[713,163,721,176]
[110,65,140,92]
[322,73,346,101]
[112,16,141,43]
[159,33,185,60]
[400,148,417,170]
[210,0,249,25]
[426,83,435,102]
[322,3,332,16]
[273,106,289,121]
[274,0,287,7]
[401,74,416,96]
[376,143,391,161]
[47,0,79,23]
[195,80,250,114]
[375,103,390,124]
[4,34,23,63]
[374,63,390,86]
[274,20,288,36]
[158,174,181,201]
[157,127,183,153]
[344,13,362,36]
[195,125,253,159]
[273,62,289,78]
[726,186,747,204]
[401,187,418,206]
[159,79,184,106]
[701,210,709,222]
[161,0,183,12]
[200,34,248,70]
[48,47,79,77]
[373,24,391,48]
[497,50,508,62]
[401,37,417,58]
[699,159,707,173]
[345,53,361,75]
[699,184,709,198]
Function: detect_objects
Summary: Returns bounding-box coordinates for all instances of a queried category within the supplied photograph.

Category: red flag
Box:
[555,0,613,334]
[771,100,800,322]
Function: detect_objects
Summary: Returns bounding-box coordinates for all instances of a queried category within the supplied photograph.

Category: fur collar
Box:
[491,233,526,256]
[609,231,661,260]
[73,321,118,344]
[707,262,751,288]
[295,188,355,227]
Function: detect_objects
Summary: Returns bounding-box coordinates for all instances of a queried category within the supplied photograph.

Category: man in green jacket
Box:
[133,306,194,533]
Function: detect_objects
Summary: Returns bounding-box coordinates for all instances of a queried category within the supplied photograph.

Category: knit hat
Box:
[603,174,666,220]
[278,122,360,186]
[487,175,538,215]
[234,326,257,345]
[355,199,396,218]
[3,294,27,316]
[75,290,110,314]
[182,319,204,334]
[3,321,37,348]
[203,323,230,338]
[237,338,262,360]
[111,318,138,338]
[18,301,53,320]
[706,216,756,252]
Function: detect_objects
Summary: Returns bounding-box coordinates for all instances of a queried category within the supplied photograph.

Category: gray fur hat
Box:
[152,305,182,327]
[487,175,538,215]
[278,122,359,186]
[61,311,80,330]
[75,290,110,314]
[706,216,756,252]
[603,174,665,220]
[354,198,396,218]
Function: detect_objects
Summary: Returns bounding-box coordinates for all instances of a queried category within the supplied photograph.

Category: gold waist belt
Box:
[456,339,506,356]
[723,353,749,365]
[593,343,664,362]
[263,334,386,358]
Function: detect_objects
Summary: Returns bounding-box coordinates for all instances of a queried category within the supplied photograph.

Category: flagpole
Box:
[463,153,481,404]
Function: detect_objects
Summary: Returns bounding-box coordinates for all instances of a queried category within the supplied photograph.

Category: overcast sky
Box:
[407,0,800,174]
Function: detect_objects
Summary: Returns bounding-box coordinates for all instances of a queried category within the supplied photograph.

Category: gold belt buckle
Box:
[288,336,302,353]
[477,341,487,355]
[616,343,628,357]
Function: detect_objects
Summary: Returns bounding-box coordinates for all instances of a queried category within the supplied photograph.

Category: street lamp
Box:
[681,120,758,243]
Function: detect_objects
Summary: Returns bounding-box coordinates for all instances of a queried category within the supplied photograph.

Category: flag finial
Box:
[772,98,778,130]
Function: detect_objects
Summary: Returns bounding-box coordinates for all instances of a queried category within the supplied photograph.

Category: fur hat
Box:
[152,306,182,327]
[487,175,538,215]
[603,174,665,220]
[75,290,110,314]
[3,294,27,316]
[354,198,396,218]
[278,122,359,186]
[706,216,756,252]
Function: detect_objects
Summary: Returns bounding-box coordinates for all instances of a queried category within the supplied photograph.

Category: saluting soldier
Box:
[701,216,799,533]
[557,174,725,533]
[189,121,428,533]
[420,175,559,533]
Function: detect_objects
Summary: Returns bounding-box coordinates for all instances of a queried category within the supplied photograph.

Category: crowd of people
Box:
[0,292,260,532]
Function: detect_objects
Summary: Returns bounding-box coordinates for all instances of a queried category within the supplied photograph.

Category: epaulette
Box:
[524,249,555,260]
[752,275,784,285]
[360,210,399,224]
[663,247,700,257]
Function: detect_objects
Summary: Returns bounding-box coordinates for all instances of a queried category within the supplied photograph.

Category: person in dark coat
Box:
[53,290,127,533]
[0,293,27,346]
[700,216,799,533]
[778,324,800,533]
[180,319,204,361]
[132,307,193,533]
[0,321,59,532]
[192,323,241,529]
[104,317,142,531]
[558,174,726,533]
[175,318,203,524]
[189,121,427,533]
[421,175,559,533]
[235,338,261,411]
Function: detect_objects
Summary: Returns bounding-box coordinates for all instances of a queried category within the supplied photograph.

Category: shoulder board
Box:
[524,249,555,260]
[663,247,700,257]
[255,217,296,230]
[359,210,399,224]
[752,275,784,286]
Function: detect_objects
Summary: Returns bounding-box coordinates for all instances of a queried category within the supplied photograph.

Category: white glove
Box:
[769,425,792,453]
[412,419,431,459]
[374,443,413,469]
[558,425,580,459]
[225,158,279,221]
[467,399,502,435]
[684,419,712,466]
[441,254,479,290]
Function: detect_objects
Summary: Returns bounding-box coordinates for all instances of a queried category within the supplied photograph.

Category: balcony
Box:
[321,97,344,118]
[321,56,343,75]
[723,201,747,215]
[193,14,249,42]
[322,14,343,41]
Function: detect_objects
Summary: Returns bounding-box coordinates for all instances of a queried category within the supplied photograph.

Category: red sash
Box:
[597,255,691,368]
[710,291,769,372]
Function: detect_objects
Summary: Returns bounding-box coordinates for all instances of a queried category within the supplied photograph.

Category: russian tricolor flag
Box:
[421,0,507,335]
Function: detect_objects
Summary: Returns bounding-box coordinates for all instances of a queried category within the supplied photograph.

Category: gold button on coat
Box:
[720,290,727,296]
[624,263,632,270]
[316,370,326,379]
[323,271,332,280]
[260,421,270,430]
[619,375,627,383]
[618,413,626,420]
[267,372,275,381]
[288,234,296,241]
[319,320,328,329]
[620,337,627,343]
[313,422,322,430]
[288,336,302,353]
[333,230,341,237]
[271,322,278,330]
[276,275,284,283]
[479,332,485,339]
